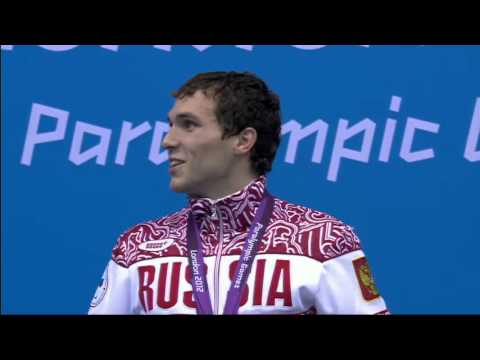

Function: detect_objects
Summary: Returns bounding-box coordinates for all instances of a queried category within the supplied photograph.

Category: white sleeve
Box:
[88,260,132,315]
[314,250,389,314]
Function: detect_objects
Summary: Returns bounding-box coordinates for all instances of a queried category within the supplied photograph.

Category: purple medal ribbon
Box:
[187,191,274,315]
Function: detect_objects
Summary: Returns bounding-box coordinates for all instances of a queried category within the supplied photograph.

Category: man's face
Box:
[163,91,237,198]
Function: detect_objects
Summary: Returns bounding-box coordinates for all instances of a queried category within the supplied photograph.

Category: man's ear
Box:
[234,127,257,155]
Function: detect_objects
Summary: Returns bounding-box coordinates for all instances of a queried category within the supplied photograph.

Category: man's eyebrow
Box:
[169,112,201,122]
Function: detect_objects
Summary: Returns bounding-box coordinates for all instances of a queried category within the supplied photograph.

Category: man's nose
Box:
[162,129,178,149]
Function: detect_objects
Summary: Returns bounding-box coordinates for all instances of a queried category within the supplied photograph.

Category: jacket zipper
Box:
[213,205,224,315]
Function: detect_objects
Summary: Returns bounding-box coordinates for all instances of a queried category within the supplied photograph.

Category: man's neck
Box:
[190,173,258,201]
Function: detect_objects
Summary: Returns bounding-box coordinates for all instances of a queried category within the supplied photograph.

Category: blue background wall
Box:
[2,45,479,314]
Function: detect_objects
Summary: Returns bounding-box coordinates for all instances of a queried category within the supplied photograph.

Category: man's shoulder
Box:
[270,196,362,262]
[111,207,190,267]
[272,196,350,228]
[119,207,190,239]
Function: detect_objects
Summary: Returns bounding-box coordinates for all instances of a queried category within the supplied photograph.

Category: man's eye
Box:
[183,121,197,129]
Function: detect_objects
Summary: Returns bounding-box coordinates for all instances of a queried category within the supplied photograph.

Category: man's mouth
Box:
[169,159,185,169]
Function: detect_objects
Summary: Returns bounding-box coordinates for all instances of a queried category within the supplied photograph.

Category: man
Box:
[88,71,389,315]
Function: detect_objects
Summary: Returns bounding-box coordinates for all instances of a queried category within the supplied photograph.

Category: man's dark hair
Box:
[172,71,282,176]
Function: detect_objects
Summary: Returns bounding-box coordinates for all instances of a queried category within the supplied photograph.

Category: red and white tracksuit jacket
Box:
[88,176,389,315]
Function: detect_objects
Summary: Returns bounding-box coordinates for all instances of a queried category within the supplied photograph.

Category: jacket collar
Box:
[188,176,267,232]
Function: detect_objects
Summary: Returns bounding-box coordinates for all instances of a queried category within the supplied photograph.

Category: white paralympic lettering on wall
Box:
[465,98,480,162]
[69,122,112,166]
[329,118,376,182]
[21,103,69,166]
[1,45,121,52]
[148,122,170,165]
[1,45,371,53]
[379,96,402,162]
[115,121,152,165]
[281,119,329,164]
[20,97,480,181]
[400,118,440,162]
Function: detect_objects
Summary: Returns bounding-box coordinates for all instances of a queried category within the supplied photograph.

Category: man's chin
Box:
[169,178,191,194]
[169,180,185,193]
[170,179,202,197]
